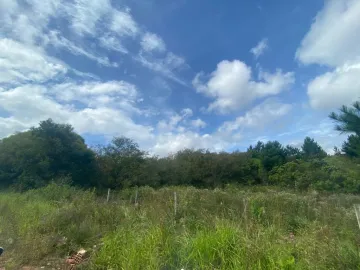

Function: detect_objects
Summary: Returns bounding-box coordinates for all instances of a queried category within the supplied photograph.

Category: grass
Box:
[1,184,360,269]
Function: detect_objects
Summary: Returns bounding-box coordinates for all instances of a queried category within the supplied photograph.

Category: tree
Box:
[0,119,97,190]
[95,137,147,188]
[284,145,302,161]
[301,137,327,160]
[342,135,360,158]
[329,101,360,136]
[330,100,360,158]
[248,141,287,172]
[31,119,97,187]
[0,131,47,189]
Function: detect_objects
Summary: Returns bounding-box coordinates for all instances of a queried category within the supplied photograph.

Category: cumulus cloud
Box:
[219,99,292,132]
[193,60,294,113]
[307,63,360,109]
[250,38,268,58]
[296,0,360,67]
[150,99,293,156]
[297,0,360,109]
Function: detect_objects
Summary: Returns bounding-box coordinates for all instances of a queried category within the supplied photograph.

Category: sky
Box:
[1,0,360,156]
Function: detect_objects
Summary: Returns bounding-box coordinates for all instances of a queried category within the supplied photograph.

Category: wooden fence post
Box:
[106,188,111,203]
[174,191,177,216]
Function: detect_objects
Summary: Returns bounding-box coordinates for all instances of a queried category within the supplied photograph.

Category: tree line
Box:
[0,101,359,192]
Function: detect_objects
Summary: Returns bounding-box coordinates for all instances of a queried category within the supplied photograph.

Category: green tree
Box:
[0,131,47,189]
[95,137,147,188]
[342,135,360,158]
[301,137,327,160]
[330,100,360,158]
[284,145,302,161]
[248,141,287,172]
[329,101,360,136]
[31,119,97,187]
[0,119,96,190]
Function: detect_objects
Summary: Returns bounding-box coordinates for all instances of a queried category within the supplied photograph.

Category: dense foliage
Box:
[330,100,360,158]
[0,101,359,192]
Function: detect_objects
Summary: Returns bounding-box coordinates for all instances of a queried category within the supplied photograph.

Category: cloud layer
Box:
[0,0,355,156]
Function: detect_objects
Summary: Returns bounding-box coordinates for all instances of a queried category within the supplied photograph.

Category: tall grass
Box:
[1,184,360,269]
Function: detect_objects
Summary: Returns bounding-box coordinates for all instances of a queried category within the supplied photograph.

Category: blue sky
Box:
[1,0,359,156]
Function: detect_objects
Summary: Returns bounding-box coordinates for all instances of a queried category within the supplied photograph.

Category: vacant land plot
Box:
[1,184,360,269]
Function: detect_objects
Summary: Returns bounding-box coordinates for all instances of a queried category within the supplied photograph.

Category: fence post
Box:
[174,191,177,216]
[243,198,248,233]
[135,190,138,206]
[106,188,111,203]
[354,204,360,230]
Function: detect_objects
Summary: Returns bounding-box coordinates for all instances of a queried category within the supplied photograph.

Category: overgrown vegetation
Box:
[0,101,359,193]
[1,184,360,269]
[0,101,359,268]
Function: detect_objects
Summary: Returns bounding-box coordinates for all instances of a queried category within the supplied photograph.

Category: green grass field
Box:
[1,183,360,269]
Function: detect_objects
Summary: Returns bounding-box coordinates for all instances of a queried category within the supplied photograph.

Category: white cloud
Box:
[51,81,140,113]
[141,32,166,52]
[0,85,71,125]
[278,117,348,154]
[1,0,61,45]
[0,84,153,143]
[69,107,153,142]
[0,38,67,85]
[136,52,188,85]
[151,132,228,157]
[111,10,139,37]
[193,60,294,113]
[250,38,268,58]
[54,81,137,98]
[67,0,111,36]
[99,34,128,54]
[46,31,117,67]
[11,14,40,45]
[181,108,193,117]
[296,0,360,109]
[307,63,360,109]
[191,118,207,129]
[0,0,133,66]
[0,0,18,20]
[0,117,30,138]
[157,108,193,132]
[296,0,360,67]
[219,99,292,132]
[306,119,348,153]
